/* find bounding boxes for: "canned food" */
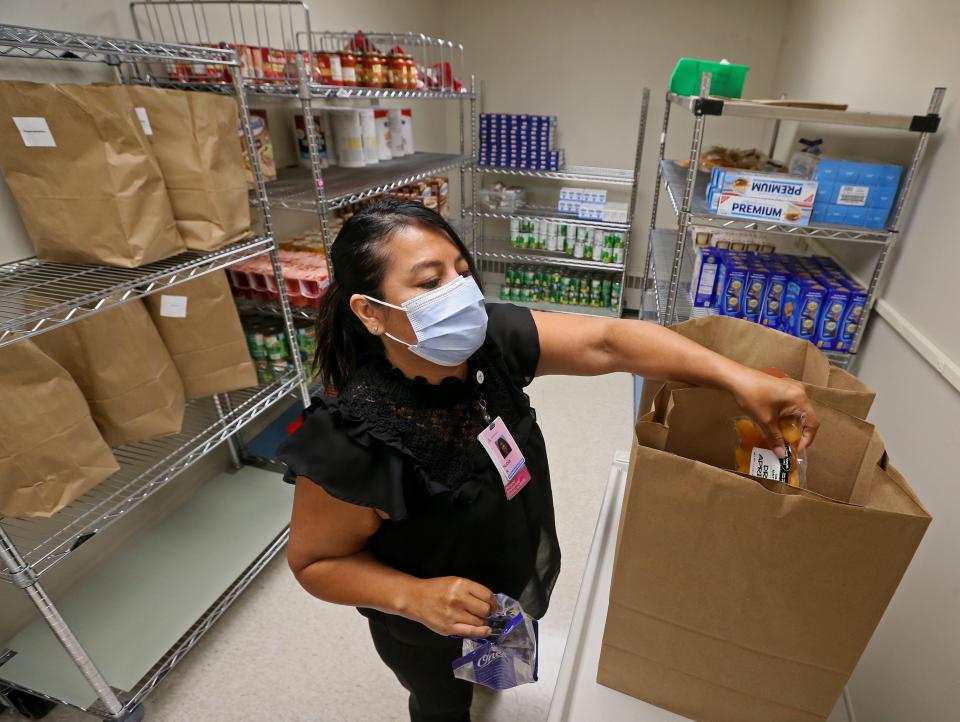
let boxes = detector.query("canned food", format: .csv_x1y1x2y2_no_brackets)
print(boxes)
505,266,515,285
591,278,602,296
511,219,521,247
254,360,273,385
264,330,288,361
574,239,585,259
611,281,622,307
510,285,521,302
521,286,532,302
245,330,267,360
500,284,511,300
523,268,535,286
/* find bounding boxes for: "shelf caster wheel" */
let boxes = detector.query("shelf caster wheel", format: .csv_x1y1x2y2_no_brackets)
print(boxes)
5,689,56,720
104,702,145,722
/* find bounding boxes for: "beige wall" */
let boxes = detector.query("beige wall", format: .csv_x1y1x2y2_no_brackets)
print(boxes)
771,0,960,719
443,0,790,303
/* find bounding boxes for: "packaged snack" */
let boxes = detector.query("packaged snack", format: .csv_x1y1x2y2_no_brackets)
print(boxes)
740,261,769,323
690,247,723,308
759,265,789,328
836,285,868,351
733,415,806,488
715,254,749,318
814,281,851,351
452,593,539,690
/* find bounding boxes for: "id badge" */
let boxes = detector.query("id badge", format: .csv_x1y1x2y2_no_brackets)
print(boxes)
478,416,531,500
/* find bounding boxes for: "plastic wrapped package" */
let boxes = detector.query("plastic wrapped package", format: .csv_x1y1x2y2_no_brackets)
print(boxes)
452,594,539,690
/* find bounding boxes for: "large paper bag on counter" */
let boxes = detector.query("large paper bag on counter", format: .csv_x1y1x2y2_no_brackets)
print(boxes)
639,315,875,418
599,386,931,722
0,340,119,518
125,86,252,251
33,300,185,447
0,81,185,267
144,272,257,399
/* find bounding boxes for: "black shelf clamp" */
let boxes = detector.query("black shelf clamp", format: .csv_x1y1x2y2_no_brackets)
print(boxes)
693,97,724,116
909,113,941,133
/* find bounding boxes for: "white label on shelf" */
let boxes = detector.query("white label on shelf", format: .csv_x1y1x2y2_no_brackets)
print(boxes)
13,117,55,147
159,294,188,318
837,184,869,206
134,107,153,136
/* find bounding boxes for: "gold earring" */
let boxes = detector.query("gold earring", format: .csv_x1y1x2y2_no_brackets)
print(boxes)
373,324,380,333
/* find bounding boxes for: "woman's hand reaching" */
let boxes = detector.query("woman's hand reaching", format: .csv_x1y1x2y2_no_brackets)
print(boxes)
729,367,820,458
403,576,498,638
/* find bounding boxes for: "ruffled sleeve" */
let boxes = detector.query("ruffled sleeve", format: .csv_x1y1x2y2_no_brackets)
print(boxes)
276,395,409,520
485,303,541,388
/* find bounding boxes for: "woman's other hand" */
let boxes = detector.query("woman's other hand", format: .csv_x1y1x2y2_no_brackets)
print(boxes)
404,576,498,638
730,368,820,457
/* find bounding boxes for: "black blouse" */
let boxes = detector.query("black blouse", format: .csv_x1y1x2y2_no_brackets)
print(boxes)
277,303,561,623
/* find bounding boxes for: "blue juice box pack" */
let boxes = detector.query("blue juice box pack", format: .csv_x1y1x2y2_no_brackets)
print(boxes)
799,157,903,230
689,247,723,308
782,278,827,342
837,286,868,351
815,281,852,351
759,265,789,328
716,254,751,318
741,262,769,323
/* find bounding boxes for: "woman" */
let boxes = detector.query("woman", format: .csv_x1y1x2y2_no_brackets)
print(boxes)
279,200,818,722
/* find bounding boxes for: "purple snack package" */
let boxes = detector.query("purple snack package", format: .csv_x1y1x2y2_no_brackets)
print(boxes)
451,593,539,690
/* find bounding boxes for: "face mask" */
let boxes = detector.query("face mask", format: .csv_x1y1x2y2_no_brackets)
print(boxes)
364,275,488,367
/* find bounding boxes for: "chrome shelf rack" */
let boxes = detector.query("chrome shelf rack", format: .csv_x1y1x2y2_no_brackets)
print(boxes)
642,74,945,370
0,20,309,722
131,1,475,280
470,87,649,320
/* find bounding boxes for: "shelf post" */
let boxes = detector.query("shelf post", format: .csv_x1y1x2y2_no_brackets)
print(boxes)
641,91,674,322
470,75,480,258
619,87,650,317
665,72,711,324
0,528,124,717
850,86,946,355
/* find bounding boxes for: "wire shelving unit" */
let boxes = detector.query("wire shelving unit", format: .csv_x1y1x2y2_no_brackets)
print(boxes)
130,1,476,277
642,74,945,369
470,88,650,318
0,20,309,722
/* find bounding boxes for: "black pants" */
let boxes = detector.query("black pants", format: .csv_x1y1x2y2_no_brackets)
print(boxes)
367,614,474,722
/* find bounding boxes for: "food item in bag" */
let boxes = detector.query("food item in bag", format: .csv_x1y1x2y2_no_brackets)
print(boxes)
0,81,185,267
452,593,539,690
0,340,119,518
733,415,806,488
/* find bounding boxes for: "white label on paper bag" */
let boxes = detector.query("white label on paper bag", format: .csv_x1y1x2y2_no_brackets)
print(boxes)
837,184,869,206
159,295,188,318
13,117,56,147
750,447,784,481
134,107,153,136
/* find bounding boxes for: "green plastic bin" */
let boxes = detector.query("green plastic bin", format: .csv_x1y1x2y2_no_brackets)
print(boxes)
669,58,750,98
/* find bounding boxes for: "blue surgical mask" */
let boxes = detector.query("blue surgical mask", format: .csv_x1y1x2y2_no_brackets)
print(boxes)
364,275,488,366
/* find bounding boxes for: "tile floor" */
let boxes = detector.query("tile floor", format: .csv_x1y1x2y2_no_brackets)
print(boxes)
23,372,634,722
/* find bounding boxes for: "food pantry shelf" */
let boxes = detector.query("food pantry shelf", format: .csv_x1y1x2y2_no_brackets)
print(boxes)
647,228,853,368
265,152,464,212
0,236,275,349
476,249,624,273
152,81,469,100
472,207,631,233
0,373,299,583
659,160,892,244
476,165,635,186
485,283,620,319
668,93,923,131
0,468,292,716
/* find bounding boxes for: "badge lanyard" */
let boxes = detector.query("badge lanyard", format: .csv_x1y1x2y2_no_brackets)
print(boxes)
474,369,531,500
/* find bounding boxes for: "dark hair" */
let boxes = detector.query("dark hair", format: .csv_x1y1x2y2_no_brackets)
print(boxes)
314,199,482,390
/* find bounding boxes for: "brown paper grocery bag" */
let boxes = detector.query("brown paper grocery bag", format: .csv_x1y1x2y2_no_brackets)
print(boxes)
638,315,875,419
126,86,252,251
599,386,930,722
144,271,257,399
33,300,186,447
0,340,119,518
0,81,185,267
